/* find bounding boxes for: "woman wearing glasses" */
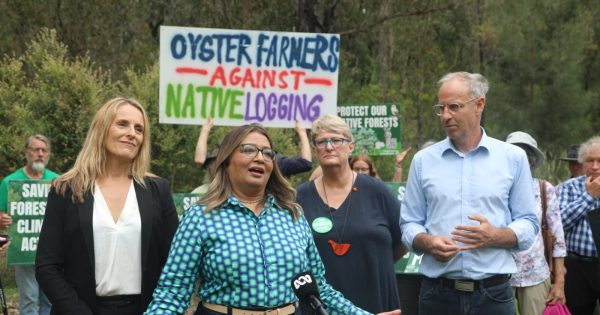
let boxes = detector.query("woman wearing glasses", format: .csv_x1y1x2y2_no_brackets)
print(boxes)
145,124,398,315
296,115,405,314
350,153,379,178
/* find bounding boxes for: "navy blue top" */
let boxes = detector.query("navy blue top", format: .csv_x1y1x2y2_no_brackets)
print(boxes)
297,174,402,313
276,156,312,177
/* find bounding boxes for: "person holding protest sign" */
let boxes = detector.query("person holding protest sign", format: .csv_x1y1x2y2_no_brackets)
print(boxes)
145,123,399,315
0,134,58,315
35,97,179,315
557,135,600,315
296,114,405,314
194,117,313,177
506,131,567,315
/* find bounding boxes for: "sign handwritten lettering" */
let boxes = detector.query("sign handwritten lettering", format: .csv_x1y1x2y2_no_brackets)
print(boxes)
160,26,340,127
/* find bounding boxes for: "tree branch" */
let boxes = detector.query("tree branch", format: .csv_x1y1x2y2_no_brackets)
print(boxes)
339,5,453,36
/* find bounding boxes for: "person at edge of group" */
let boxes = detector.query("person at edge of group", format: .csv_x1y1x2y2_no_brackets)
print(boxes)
145,123,400,315
506,131,567,315
194,116,312,178
400,71,539,315
35,97,179,315
0,135,58,315
557,135,600,315
296,114,406,314
561,144,584,179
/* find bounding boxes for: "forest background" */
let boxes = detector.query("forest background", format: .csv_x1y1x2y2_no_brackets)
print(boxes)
1,0,599,189
0,0,599,310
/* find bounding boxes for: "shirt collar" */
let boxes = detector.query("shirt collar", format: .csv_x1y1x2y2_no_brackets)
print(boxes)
441,127,491,157
226,193,276,209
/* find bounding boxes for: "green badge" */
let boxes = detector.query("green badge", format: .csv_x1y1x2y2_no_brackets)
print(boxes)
311,217,333,234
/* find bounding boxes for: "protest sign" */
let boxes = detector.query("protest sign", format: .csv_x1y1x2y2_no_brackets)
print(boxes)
172,193,202,219
159,26,340,128
385,181,422,274
6,180,51,265
338,104,402,155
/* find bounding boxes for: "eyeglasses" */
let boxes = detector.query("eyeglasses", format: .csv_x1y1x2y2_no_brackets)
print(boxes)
28,147,49,153
238,144,276,162
353,166,370,173
433,97,479,116
313,137,351,150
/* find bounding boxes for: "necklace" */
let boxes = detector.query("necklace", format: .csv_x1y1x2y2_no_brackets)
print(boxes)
236,195,264,204
321,171,356,256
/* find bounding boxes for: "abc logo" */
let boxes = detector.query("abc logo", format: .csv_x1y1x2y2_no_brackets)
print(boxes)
293,274,313,289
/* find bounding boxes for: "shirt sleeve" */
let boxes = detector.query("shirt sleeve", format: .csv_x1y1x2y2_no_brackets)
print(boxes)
506,152,540,252
144,206,204,314
544,181,567,257
400,155,428,254
301,217,371,315
557,178,597,231
276,156,312,177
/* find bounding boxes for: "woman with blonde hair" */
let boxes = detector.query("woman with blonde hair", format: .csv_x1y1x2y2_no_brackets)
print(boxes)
296,114,405,314
145,123,399,315
36,97,179,315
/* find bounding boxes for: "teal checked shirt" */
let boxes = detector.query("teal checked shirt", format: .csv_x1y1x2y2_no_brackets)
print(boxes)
145,194,369,314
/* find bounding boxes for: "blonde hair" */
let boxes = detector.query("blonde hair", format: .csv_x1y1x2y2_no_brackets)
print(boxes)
311,114,353,143
53,97,154,203
199,124,299,219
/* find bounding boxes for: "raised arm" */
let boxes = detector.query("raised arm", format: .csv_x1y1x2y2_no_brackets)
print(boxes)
295,120,312,163
392,147,411,183
194,116,214,167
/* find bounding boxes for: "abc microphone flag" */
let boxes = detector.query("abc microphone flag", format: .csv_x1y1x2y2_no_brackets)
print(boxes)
291,271,329,315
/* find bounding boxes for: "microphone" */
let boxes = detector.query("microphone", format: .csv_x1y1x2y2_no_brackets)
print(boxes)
291,271,329,315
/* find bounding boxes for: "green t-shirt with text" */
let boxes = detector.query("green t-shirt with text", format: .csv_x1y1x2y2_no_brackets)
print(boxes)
0,168,60,212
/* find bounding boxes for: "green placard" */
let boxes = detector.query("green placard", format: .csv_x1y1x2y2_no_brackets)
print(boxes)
384,181,422,274
172,193,203,218
7,180,52,265
338,104,402,156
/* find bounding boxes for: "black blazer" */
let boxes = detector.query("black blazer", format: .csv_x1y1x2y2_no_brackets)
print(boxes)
35,177,179,315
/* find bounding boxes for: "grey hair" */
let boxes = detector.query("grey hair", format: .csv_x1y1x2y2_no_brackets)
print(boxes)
438,72,489,98
578,135,600,163
311,114,353,143
25,135,51,151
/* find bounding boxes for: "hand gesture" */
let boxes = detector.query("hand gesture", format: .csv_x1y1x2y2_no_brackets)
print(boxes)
428,235,460,262
585,175,600,197
452,214,496,250
202,115,214,134
0,212,12,230
395,147,412,168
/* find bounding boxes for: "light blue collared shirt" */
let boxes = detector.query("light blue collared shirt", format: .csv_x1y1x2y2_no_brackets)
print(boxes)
400,130,539,280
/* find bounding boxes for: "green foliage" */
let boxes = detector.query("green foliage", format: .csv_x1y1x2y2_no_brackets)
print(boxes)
1,1,599,183
0,28,115,176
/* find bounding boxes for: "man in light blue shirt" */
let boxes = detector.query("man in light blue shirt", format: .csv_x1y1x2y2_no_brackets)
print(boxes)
400,72,539,315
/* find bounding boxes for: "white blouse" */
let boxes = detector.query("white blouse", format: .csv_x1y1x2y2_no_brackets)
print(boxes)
93,181,142,296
